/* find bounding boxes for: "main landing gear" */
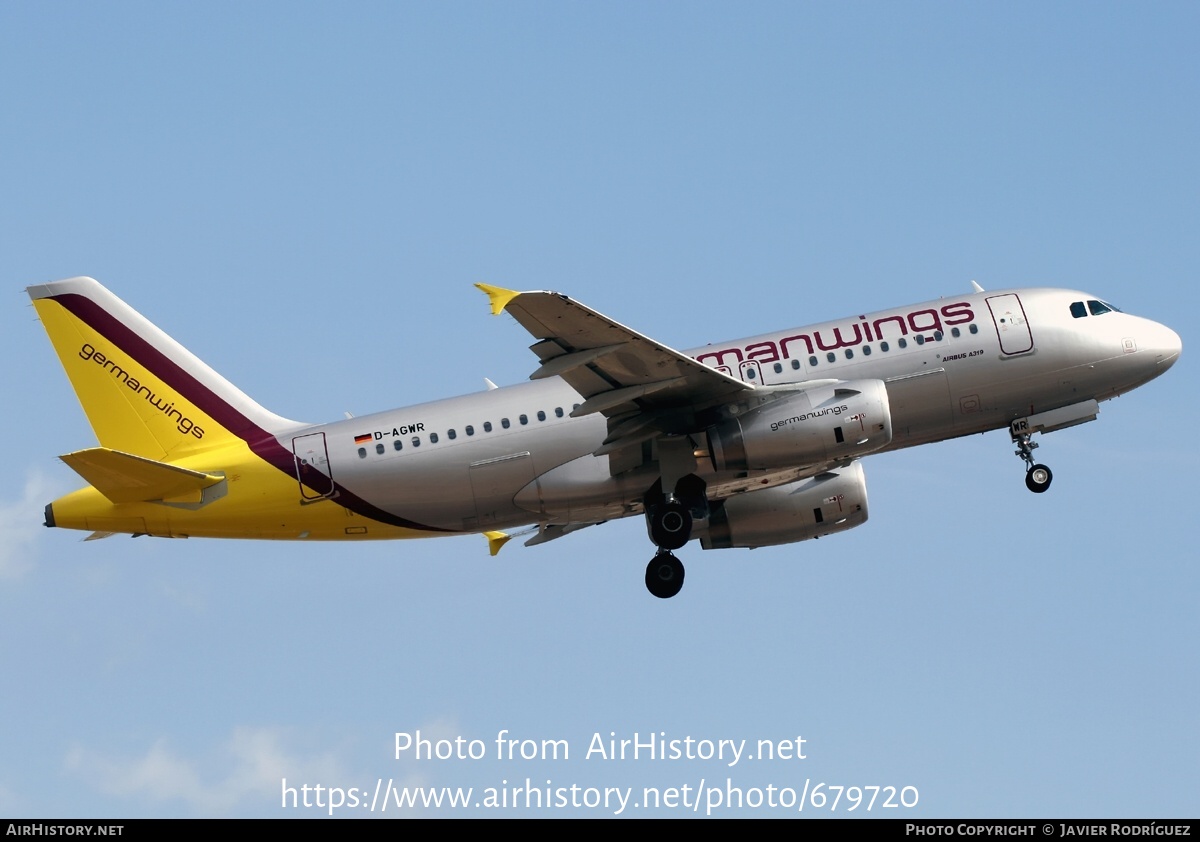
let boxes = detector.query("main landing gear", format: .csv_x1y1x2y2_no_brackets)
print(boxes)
642,471,707,599
647,499,692,550
1012,426,1053,494
645,550,685,599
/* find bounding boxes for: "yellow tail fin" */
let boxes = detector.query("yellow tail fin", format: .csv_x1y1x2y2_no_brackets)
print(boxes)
29,277,298,461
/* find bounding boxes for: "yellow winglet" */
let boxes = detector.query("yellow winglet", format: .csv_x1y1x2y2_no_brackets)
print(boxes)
484,530,513,557
475,283,521,316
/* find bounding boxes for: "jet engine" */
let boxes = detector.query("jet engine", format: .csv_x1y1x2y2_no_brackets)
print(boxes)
696,462,869,549
706,379,892,471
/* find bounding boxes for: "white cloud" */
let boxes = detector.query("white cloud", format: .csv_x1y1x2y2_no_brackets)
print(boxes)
0,470,58,580
65,727,347,815
65,724,445,817
0,781,28,815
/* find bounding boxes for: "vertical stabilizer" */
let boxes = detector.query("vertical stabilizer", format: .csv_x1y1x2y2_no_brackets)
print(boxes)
28,277,301,460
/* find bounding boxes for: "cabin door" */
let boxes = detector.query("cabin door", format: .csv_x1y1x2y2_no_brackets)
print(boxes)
737,360,763,384
292,432,336,500
986,294,1034,356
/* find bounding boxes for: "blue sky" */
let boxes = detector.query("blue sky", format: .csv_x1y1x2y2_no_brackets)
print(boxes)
1,2,1196,817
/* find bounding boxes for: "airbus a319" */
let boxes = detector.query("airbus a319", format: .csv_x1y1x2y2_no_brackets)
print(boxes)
29,277,1181,598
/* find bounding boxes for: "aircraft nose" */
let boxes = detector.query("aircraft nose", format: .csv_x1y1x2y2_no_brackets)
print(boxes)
1151,321,1182,370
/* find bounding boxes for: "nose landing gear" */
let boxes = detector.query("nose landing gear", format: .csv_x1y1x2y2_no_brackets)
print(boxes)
1013,426,1052,493
1009,400,1100,494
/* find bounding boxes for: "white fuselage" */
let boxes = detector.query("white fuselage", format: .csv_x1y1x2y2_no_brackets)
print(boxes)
285,288,1180,533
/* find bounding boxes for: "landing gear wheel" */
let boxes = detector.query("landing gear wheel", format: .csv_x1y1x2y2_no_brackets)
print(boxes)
648,501,693,551
1025,464,1052,493
645,551,685,599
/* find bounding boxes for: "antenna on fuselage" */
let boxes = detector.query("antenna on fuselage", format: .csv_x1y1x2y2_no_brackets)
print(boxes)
971,280,985,292
484,378,498,390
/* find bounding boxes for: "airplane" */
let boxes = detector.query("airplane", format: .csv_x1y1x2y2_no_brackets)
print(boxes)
28,276,1181,598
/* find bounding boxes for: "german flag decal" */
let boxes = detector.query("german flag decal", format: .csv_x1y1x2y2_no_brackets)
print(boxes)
354,433,372,444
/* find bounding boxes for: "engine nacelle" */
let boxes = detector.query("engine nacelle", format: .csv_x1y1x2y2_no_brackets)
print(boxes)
697,462,869,549
706,379,892,471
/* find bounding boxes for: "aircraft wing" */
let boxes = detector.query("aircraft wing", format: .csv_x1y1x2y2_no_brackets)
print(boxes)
476,284,752,442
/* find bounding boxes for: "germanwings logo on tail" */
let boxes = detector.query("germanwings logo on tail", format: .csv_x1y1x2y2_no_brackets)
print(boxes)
78,342,206,439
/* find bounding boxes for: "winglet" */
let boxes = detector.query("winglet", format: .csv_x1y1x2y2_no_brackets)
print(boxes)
475,283,521,316
484,530,513,557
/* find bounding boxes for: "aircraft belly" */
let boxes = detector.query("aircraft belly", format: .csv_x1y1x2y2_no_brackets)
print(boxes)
332,453,469,530
467,452,538,528
938,347,1116,436
885,370,954,441
515,454,653,520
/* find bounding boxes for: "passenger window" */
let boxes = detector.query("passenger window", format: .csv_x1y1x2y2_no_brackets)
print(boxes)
412,436,420,447
483,421,492,433
844,349,854,359
393,440,402,451
934,331,943,341
898,338,908,348
826,352,836,363
881,341,890,352
555,407,564,418
519,414,528,425
862,345,871,356
430,432,439,443
916,335,925,345
969,324,979,334
773,363,783,373
358,447,367,459
1070,301,1087,318
951,327,961,338
808,356,818,367
375,443,385,455
746,368,757,379
791,359,801,370
448,429,457,440
501,418,511,429
537,410,546,421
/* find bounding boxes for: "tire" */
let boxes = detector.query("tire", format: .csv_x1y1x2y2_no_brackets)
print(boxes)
1025,464,1052,493
645,552,685,599
648,501,692,550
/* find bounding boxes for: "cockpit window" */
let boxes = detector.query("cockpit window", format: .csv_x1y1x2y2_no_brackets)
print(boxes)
1088,299,1116,316
1070,302,1087,318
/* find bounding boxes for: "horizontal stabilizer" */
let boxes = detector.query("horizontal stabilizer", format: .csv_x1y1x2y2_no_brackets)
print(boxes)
60,447,225,505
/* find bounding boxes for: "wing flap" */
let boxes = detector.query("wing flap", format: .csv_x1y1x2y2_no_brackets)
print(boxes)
523,521,603,547
60,447,225,505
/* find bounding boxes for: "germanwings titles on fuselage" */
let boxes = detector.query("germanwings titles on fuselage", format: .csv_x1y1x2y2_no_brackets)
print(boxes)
29,277,1180,597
